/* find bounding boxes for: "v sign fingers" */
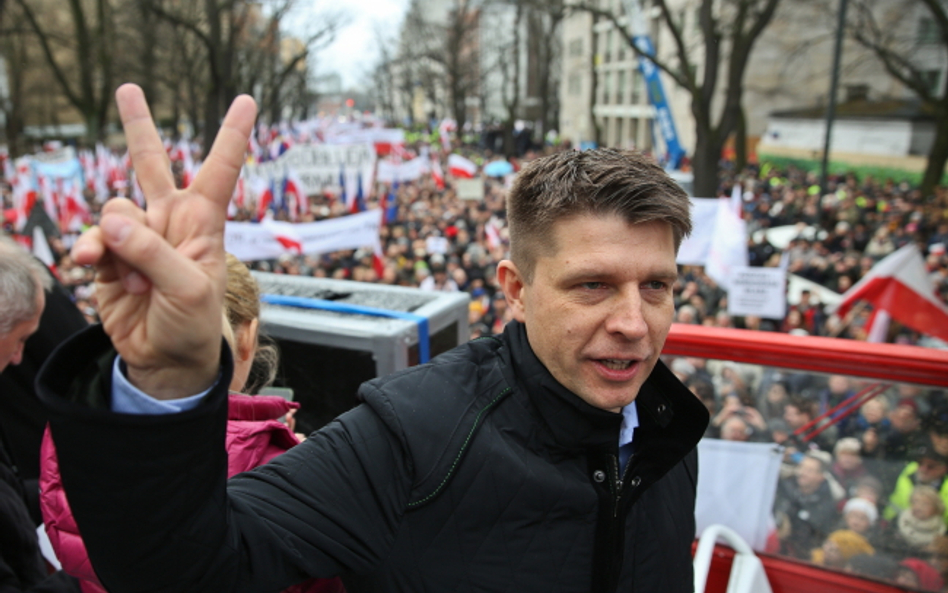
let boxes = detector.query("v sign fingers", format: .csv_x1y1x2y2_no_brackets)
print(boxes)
88,84,257,400
115,84,175,203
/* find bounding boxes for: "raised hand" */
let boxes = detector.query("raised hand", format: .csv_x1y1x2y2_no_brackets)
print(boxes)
72,84,257,399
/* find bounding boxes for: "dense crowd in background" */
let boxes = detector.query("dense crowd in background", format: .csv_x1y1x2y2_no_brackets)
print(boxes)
4,134,948,589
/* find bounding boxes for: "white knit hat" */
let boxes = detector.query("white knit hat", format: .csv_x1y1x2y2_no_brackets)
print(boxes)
843,496,878,525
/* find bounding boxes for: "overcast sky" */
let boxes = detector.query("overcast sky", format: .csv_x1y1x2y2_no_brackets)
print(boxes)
289,0,411,91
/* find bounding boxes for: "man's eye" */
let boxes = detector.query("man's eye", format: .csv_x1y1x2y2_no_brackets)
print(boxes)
580,282,606,290
645,281,668,290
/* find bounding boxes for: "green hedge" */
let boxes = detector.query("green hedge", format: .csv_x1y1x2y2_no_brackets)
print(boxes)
757,153,948,186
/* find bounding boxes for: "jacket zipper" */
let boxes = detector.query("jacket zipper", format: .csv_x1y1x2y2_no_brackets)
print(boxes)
611,453,631,517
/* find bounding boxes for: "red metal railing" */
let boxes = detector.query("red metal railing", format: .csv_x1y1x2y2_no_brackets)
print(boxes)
664,324,948,388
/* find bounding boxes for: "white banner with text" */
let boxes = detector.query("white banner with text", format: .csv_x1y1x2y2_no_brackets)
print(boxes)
225,210,382,261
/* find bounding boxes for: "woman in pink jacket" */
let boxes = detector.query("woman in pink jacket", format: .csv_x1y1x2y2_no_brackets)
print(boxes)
40,254,343,593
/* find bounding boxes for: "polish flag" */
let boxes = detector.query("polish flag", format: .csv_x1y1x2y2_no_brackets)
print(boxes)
439,119,456,151
485,217,502,251
431,156,445,189
251,176,273,221
283,169,306,220
179,143,196,188
37,176,59,226
62,178,90,231
448,154,477,179
348,172,365,214
11,159,36,231
829,244,948,342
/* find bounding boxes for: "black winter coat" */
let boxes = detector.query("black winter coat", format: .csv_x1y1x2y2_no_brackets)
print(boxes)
39,321,708,593
0,426,80,593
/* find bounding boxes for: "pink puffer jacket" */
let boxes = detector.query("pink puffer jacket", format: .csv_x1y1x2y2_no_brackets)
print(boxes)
40,393,345,593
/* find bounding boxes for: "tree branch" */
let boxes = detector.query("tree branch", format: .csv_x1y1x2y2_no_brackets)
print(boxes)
10,0,82,107
570,1,690,89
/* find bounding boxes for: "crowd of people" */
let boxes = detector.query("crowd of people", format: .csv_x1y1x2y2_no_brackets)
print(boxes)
680,352,948,589
3,134,948,590
8,142,947,347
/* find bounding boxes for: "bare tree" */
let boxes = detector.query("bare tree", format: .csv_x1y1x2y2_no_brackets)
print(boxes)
527,0,565,137
575,0,781,197
146,0,339,142
12,0,118,142
370,24,398,122
497,1,524,157
0,2,33,155
398,0,482,131
849,0,948,196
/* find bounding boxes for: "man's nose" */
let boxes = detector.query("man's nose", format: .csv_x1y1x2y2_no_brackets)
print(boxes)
605,291,649,339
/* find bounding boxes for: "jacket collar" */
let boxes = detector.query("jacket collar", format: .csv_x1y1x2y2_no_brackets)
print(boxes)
500,320,708,458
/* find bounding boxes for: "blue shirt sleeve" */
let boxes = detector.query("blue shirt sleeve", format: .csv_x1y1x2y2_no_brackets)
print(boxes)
111,356,214,414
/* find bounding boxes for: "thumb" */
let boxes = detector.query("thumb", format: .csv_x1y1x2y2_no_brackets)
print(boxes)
100,213,216,298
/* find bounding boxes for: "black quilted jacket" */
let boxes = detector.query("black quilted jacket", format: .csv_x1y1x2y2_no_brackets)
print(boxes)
38,321,708,593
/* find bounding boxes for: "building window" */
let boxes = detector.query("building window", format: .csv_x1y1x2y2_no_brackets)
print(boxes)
616,118,625,148
603,71,612,105
631,72,642,104
569,38,583,57
617,69,626,104
919,18,939,44
605,29,613,63
568,73,582,96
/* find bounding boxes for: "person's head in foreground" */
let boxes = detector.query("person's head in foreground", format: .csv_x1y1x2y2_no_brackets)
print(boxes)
221,253,278,395
498,149,691,412
0,234,51,373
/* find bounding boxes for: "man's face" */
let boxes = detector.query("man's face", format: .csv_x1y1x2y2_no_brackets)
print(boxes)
916,456,948,483
796,457,825,493
0,291,44,373
784,404,806,429
499,215,678,412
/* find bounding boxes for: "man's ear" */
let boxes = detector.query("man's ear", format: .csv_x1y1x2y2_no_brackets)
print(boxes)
496,260,527,322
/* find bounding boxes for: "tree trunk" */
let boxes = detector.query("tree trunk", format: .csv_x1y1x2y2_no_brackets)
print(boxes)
203,79,225,145
921,105,948,197
734,107,747,172
692,127,721,197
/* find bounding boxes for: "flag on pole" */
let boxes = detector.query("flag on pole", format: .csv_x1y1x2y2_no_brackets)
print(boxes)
252,176,274,221
705,185,748,290
431,156,445,189
283,168,306,220
11,159,36,232
828,244,948,342
448,154,477,179
349,172,365,214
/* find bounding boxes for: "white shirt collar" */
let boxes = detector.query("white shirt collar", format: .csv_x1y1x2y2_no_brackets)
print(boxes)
619,401,639,447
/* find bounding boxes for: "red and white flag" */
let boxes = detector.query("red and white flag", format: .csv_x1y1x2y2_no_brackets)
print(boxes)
448,154,477,179
829,244,948,343
283,169,306,220
11,159,36,231
61,177,90,231
430,156,445,190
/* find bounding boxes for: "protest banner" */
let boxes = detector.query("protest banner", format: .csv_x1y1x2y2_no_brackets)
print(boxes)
246,143,376,197
377,156,428,183
225,210,383,262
